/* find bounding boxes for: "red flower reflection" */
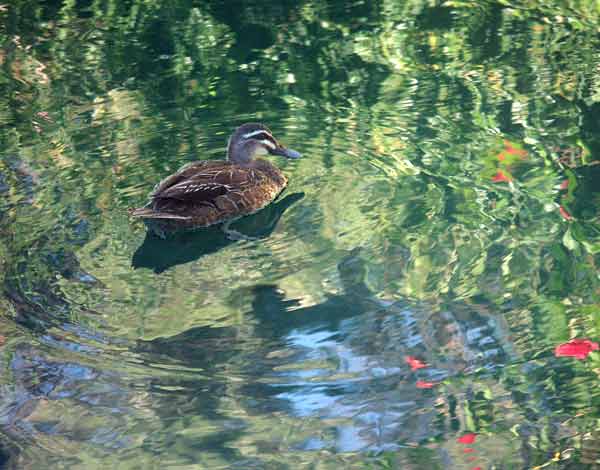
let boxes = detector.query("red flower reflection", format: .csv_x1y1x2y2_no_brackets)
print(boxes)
463,448,475,453
457,433,477,444
503,140,527,158
405,356,427,371
36,111,52,122
555,339,599,360
497,140,527,161
491,170,511,183
416,380,436,389
559,206,573,221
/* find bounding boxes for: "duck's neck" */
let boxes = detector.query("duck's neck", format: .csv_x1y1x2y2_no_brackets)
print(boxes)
228,140,267,165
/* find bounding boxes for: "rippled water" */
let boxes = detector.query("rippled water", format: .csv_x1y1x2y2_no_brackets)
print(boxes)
2,1,600,468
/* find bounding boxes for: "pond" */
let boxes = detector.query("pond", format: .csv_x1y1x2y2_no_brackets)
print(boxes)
1,1,600,468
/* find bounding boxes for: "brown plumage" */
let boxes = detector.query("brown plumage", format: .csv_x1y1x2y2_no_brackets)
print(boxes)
130,123,301,238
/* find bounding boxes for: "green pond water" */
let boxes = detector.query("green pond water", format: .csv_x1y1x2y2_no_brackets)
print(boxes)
1,1,600,468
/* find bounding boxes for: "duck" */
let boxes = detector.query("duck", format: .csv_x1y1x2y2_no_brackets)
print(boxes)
130,123,301,238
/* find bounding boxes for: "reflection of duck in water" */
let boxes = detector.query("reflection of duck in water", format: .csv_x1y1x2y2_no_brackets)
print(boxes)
131,192,304,273
131,123,301,238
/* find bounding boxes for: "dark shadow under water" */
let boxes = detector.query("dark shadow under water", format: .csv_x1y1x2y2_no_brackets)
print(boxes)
134,248,377,372
131,192,304,273
131,249,377,448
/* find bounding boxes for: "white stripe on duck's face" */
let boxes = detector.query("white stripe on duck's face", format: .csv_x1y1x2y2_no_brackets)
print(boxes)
242,129,273,139
259,139,276,150
228,124,300,163
243,130,278,145
241,129,279,156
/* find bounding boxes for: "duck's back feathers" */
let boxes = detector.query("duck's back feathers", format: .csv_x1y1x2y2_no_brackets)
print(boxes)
131,159,288,234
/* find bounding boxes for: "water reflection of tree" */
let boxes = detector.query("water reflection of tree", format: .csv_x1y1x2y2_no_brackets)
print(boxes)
0,0,600,468
129,250,513,464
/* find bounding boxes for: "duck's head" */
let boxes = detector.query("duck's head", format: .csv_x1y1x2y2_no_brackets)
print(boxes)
227,123,301,165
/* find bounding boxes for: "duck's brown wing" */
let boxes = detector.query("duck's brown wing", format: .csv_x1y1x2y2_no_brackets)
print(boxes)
131,160,286,231
151,161,265,203
150,161,223,199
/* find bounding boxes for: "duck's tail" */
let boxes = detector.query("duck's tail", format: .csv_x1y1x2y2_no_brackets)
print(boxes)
129,207,191,220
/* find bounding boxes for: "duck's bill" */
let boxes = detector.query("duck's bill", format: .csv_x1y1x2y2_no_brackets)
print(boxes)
271,147,301,159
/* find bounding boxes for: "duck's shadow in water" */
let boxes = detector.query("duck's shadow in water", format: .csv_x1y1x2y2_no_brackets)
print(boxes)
131,192,304,274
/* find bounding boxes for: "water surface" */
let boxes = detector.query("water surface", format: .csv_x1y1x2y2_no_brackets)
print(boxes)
1,1,600,468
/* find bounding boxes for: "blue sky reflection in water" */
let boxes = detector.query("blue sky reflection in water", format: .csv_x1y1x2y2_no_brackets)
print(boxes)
1,0,600,468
